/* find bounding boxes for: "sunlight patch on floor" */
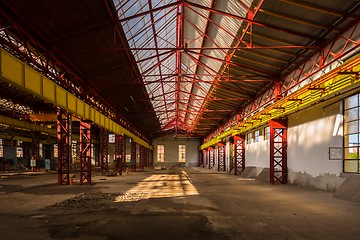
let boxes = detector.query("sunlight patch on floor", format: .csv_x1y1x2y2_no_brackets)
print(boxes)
114,171,199,202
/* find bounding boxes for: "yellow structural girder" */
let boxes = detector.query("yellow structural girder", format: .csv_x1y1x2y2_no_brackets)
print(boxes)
0,48,152,150
200,54,360,150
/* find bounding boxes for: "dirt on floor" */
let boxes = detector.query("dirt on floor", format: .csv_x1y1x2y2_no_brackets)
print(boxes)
0,168,360,240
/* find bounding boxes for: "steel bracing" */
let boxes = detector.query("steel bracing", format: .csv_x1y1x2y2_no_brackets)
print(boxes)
31,131,40,172
115,135,125,175
57,108,70,185
202,149,207,168
131,141,137,171
234,135,245,175
139,145,145,170
269,119,288,184
80,121,92,184
208,146,214,169
217,143,226,172
100,128,109,175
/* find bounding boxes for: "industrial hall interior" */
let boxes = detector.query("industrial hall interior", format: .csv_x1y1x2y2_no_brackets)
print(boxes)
0,0,360,239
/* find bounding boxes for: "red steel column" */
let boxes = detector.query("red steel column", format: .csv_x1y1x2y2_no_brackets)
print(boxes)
139,145,145,170
57,108,70,185
202,149,207,168
123,136,127,171
217,142,226,172
31,132,40,172
100,128,109,175
269,119,288,184
208,146,214,169
80,120,92,185
150,150,154,167
131,140,136,171
114,135,124,175
234,135,245,175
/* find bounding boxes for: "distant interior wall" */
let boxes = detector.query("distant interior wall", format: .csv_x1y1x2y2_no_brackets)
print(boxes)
153,136,200,167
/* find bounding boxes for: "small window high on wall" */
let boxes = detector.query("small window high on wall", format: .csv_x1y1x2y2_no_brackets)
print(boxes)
179,145,186,162
157,145,164,162
344,94,360,173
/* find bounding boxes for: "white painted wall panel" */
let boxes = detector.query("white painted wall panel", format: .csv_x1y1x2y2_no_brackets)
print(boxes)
288,101,343,177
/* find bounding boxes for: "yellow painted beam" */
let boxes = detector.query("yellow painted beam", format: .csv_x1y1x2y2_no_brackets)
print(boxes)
0,115,56,135
200,54,360,150
0,48,152,150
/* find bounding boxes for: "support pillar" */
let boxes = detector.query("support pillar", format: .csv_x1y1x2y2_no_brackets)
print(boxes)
218,142,226,172
57,108,70,185
80,120,91,184
139,145,145,170
202,149,207,168
31,131,40,172
114,135,124,176
131,140,136,171
149,150,153,167
234,135,245,175
100,128,109,175
208,146,214,169
269,119,288,184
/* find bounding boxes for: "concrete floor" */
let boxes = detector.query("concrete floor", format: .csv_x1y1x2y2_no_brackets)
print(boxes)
0,168,359,240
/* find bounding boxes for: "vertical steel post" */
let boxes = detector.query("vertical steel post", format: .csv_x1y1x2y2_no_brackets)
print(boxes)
269,119,288,184
139,145,145,170
57,108,70,185
208,146,214,169
100,128,109,175
234,135,245,175
80,120,92,184
31,131,40,172
114,134,124,176
131,140,136,171
150,150,154,167
202,149,207,168
217,142,226,172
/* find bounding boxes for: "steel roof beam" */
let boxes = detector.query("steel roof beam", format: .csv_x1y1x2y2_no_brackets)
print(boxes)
279,0,357,19
185,0,318,41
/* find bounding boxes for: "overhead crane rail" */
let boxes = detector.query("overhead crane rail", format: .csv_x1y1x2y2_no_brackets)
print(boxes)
200,53,360,149
0,48,152,150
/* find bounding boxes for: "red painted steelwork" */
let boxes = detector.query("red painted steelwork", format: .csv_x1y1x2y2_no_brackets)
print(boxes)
208,146,215,169
269,119,287,184
31,132,40,172
234,135,245,175
57,108,70,185
100,128,109,176
80,121,92,185
131,141,137,171
115,135,124,175
217,142,226,172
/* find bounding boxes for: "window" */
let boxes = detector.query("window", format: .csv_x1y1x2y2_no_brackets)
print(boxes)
254,130,260,143
16,147,23,158
157,145,164,162
54,144,58,158
264,126,270,140
246,132,253,144
344,94,360,173
179,145,186,162
0,139,3,158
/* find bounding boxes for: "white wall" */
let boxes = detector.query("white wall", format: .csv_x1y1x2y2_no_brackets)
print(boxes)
287,100,344,190
153,136,200,167
245,130,270,175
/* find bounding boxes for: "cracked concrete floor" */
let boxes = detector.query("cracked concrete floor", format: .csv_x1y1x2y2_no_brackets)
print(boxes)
0,168,360,240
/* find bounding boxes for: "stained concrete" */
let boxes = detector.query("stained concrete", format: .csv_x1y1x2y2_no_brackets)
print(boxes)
1,168,360,239
288,169,345,191
334,175,360,203
255,168,270,182
240,166,257,178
